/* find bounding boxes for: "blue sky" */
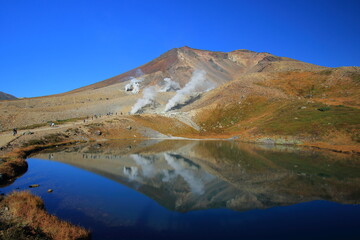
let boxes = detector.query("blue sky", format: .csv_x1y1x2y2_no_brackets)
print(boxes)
1,0,359,97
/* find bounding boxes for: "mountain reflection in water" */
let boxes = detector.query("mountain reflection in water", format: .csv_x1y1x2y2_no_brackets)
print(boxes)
34,140,360,212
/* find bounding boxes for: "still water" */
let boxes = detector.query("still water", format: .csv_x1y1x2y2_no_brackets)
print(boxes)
1,140,360,240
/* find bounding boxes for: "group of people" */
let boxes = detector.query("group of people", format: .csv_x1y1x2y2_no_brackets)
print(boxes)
91,112,123,120
106,112,123,116
10,111,125,137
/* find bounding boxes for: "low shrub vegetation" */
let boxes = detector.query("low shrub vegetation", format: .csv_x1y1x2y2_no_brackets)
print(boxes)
0,191,90,240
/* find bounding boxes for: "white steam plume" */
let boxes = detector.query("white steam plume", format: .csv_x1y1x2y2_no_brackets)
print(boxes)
160,78,180,92
164,69,214,112
124,69,144,94
130,86,157,114
125,78,142,94
134,68,144,78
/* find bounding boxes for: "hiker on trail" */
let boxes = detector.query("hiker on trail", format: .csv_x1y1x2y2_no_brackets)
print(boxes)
50,122,55,127
13,128,17,136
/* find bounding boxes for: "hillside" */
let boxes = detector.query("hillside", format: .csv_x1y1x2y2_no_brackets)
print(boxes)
0,46,359,152
0,91,16,101
67,46,324,93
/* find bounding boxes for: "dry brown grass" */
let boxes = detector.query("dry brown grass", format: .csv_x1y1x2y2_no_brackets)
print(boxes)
129,114,198,137
190,93,360,153
259,71,360,108
2,191,90,240
195,96,279,134
0,157,27,184
260,71,327,97
89,117,145,139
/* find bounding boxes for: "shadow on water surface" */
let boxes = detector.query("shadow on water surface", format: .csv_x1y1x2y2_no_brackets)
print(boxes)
1,140,359,239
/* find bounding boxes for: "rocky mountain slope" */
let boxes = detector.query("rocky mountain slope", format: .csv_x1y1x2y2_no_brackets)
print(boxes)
67,46,324,93
0,46,359,150
0,91,16,100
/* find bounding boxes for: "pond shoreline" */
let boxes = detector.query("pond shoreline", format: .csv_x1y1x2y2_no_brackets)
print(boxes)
0,124,359,239
1,128,359,186
0,131,91,239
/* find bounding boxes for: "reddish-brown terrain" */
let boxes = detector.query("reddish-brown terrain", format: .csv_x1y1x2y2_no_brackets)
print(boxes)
0,46,359,153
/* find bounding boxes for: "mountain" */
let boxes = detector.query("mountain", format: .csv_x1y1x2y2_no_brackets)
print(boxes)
68,46,324,93
0,46,359,151
0,91,17,100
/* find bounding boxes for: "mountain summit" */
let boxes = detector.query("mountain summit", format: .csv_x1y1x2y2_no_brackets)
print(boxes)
68,46,323,93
